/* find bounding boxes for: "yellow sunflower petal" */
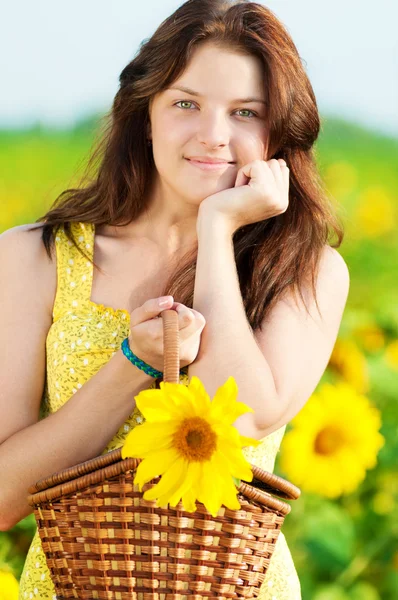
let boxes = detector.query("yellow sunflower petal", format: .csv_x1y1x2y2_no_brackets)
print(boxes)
182,485,198,513
167,461,201,507
240,435,261,448
133,447,180,491
217,443,254,482
211,426,256,480
198,455,241,516
160,382,198,417
134,388,187,422
121,420,178,459
209,377,254,424
219,475,241,511
196,459,223,517
209,376,238,417
143,457,188,502
209,452,240,510
210,401,254,426
212,422,241,446
187,376,212,414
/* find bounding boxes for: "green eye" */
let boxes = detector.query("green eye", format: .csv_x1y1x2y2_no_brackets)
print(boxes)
176,101,195,109
237,109,256,118
174,102,257,118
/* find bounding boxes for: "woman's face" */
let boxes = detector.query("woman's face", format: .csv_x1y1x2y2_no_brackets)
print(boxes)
147,42,269,207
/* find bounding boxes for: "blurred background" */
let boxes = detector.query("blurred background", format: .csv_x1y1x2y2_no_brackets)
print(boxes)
1,1,397,599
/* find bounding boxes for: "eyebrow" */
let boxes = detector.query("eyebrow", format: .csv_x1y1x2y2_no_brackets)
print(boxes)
167,85,266,105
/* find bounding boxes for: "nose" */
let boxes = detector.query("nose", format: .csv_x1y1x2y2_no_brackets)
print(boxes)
196,110,230,148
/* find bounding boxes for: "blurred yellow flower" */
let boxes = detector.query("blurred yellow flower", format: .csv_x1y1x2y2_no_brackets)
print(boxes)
384,339,398,370
352,324,385,353
121,376,260,517
354,186,396,238
0,569,19,600
328,338,369,393
323,161,358,198
279,382,385,498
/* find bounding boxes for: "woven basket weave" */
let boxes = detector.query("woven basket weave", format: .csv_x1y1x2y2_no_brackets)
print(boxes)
28,309,300,600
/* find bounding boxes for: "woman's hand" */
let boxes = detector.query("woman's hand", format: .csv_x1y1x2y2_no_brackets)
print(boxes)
199,158,290,233
128,296,206,372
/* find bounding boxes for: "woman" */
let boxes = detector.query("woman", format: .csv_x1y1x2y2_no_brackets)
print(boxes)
0,1,349,598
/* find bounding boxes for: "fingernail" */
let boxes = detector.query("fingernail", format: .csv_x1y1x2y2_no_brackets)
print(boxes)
159,296,173,307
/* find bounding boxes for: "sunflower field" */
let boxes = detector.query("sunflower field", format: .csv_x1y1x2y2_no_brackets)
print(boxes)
0,115,397,599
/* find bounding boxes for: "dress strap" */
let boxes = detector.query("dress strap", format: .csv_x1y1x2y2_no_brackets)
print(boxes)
52,222,95,322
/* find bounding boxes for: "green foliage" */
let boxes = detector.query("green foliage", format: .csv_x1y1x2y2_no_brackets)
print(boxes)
302,501,356,571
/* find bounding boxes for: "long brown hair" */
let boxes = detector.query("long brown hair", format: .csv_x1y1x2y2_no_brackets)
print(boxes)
32,0,344,331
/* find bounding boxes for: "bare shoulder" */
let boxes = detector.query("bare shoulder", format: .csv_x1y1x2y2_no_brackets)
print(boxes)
319,245,350,283
315,245,350,312
0,221,46,248
252,244,350,434
276,245,350,326
0,222,57,318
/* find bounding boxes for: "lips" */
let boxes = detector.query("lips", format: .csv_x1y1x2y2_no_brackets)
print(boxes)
185,158,236,171
186,157,235,164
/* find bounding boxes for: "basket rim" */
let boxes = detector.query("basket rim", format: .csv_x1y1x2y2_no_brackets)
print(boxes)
27,453,293,516
28,447,300,501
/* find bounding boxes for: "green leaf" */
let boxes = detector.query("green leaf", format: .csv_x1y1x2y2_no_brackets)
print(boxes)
302,500,355,569
313,584,350,600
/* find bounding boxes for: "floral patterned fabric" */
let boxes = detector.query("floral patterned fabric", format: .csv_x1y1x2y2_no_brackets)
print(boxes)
19,222,301,599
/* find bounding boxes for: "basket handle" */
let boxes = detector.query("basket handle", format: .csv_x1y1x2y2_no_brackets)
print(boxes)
161,309,180,384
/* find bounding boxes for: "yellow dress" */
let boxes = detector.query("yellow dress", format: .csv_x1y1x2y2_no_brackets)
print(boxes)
18,222,301,600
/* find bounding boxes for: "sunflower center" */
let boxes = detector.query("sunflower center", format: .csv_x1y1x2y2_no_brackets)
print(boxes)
314,426,345,455
172,417,217,461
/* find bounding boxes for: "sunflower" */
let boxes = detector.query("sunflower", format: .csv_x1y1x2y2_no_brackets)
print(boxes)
279,382,384,498
0,569,19,600
328,338,369,393
354,186,396,238
352,323,385,353
121,375,260,517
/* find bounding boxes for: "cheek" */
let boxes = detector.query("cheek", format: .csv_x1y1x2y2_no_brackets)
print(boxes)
234,133,267,165
152,124,184,170
158,114,192,144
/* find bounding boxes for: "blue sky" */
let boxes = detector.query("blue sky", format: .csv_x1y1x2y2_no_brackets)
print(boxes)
1,0,397,137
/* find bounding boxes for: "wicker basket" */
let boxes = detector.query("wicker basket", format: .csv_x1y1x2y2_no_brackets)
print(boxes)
28,309,300,600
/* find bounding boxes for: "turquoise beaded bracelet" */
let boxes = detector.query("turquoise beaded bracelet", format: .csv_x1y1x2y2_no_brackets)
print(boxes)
121,337,187,379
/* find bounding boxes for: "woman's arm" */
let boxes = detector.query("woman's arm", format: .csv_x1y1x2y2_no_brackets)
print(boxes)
0,227,153,531
188,207,349,438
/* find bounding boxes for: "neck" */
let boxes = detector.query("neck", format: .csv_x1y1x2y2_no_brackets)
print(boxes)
132,175,200,255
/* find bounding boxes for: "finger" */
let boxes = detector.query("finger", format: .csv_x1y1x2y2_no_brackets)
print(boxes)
174,303,195,330
174,304,205,323
174,305,206,338
278,159,290,195
181,308,206,335
189,308,206,326
237,160,264,186
234,166,250,188
267,158,284,187
130,296,174,327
